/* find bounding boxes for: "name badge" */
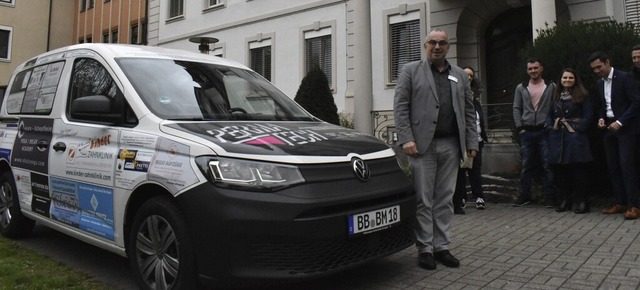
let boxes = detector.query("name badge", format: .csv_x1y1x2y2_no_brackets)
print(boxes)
448,75,458,83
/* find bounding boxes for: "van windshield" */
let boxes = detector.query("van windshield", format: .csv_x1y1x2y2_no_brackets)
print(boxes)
117,58,315,121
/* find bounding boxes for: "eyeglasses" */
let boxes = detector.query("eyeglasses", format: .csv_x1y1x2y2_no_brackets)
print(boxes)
426,40,449,47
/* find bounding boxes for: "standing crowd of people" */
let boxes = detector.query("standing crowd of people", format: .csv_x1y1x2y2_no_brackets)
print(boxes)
393,28,640,271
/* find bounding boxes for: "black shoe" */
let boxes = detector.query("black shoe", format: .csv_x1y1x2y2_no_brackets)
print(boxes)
434,250,460,268
418,252,436,270
555,200,572,212
574,201,590,214
454,207,466,215
512,197,531,207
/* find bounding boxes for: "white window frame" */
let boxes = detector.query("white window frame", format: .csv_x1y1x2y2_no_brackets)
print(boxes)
0,25,13,62
0,0,15,8
168,0,185,21
300,20,336,92
246,33,275,82
382,4,426,86
203,0,225,13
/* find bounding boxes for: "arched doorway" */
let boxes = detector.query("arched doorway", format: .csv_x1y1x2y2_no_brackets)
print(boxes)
484,7,532,129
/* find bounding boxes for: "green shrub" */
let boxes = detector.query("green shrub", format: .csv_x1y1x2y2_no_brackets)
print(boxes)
338,111,354,129
518,21,640,93
294,65,340,125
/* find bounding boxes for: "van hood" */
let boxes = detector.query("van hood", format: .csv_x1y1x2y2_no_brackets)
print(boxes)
163,121,391,157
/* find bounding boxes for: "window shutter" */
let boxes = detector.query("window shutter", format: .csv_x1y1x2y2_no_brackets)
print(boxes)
627,0,640,31
389,19,421,83
250,46,272,81
305,35,332,83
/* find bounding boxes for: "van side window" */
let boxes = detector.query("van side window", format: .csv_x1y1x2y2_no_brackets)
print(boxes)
4,61,64,115
68,58,137,126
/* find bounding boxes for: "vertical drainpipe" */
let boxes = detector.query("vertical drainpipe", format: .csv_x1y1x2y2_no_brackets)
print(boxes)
144,0,149,45
352,0,373,135
47,0,52,51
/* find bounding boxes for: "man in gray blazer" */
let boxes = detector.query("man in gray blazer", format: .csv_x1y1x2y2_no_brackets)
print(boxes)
394,28,479,270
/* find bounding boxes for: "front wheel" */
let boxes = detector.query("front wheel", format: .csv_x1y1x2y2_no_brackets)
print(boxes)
0,172,35,238
128,196,199,290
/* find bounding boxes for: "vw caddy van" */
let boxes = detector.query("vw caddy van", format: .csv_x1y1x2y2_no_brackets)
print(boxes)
0,44,415,289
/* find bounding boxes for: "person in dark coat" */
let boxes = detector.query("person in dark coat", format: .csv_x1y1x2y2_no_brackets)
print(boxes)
546,68,594,214
453,67,489,213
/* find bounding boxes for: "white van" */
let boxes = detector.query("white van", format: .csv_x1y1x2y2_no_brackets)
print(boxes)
0,44,415,289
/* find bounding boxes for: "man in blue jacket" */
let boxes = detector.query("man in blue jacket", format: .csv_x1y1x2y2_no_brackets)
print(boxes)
589,51,640,219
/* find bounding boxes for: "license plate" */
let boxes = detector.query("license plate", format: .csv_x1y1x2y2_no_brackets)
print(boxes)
348,205,400,236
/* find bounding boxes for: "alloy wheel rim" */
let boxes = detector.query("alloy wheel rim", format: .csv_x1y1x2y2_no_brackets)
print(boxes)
135,215,179,290
0,183,13,230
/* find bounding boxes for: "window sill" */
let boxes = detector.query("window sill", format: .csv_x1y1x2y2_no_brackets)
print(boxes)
203,4,225,14
166,15,185,24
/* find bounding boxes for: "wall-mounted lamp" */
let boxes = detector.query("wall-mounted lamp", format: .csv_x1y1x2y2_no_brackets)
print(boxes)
188,36,219,54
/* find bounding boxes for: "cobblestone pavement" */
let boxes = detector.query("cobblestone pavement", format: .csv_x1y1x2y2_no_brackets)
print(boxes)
17,201,640,290
274,202,640,290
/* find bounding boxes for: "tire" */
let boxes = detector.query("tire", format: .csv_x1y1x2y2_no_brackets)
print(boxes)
0,171,35,238
128,196,199,290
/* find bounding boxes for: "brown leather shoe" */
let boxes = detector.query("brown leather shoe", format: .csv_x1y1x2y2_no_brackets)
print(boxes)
624,207,640,220
602,204,626,214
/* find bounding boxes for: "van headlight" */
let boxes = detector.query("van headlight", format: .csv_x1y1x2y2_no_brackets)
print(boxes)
195,157,305,191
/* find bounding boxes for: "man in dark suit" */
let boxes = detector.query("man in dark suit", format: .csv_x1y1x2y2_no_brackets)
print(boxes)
589,51,640,219
394,28,479,270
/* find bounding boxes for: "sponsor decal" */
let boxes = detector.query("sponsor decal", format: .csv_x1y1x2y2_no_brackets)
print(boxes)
206,123,329,146
148,138,198,193
62,130,118,186
11,118,53,174
115,132,159,190
169,122,390,156
30,173,51,218
50,178,115,241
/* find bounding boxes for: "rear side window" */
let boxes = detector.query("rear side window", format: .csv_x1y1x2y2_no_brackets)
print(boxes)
5,61,64,114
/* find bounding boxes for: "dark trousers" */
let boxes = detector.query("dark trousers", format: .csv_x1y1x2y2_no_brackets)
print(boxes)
518,130,556,202
453,142,484,207
603,131,639,207
551,163,590,204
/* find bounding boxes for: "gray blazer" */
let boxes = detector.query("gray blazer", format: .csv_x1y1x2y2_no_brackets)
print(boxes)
393,59,479,155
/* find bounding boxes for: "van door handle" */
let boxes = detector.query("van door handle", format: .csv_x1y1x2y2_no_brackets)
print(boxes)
53,142,67,152
37,140,49,151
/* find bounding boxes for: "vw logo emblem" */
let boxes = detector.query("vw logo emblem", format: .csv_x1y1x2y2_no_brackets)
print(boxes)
351,157,370,182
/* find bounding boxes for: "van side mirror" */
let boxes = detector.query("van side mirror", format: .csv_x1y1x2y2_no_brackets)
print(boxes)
70,95,121,124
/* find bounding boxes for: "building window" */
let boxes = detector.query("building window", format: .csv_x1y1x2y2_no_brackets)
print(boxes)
169,0,184,18
250,45,272,81
86,36,92,43
0,26,12,61
0,0,15,7
389,19,421,83
383,4,426,85
103,33,109,43
626,0,640,31
111,30,118,43
80,0,87,12
131,25,139,44
305,35,332,85
301,21,336,91
89,0,94,9
207,0,222,7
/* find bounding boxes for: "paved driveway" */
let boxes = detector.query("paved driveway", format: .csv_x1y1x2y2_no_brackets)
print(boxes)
17,202,640,289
